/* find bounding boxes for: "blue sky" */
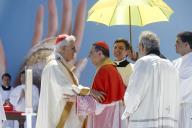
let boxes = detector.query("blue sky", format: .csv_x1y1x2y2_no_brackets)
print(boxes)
0,0,192,86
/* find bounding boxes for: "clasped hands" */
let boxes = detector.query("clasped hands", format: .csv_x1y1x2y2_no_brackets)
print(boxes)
64,89,106,103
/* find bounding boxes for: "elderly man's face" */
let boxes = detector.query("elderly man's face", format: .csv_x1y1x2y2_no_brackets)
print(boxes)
61,41,76,62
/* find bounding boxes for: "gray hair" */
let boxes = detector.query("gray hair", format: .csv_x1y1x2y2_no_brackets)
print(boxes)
139,31,160,54
54,35,76,52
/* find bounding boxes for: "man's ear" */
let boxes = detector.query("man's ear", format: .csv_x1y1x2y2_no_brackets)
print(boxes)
185,42,190,48
98,51,102,56
125,49,129,57
141,45,145,52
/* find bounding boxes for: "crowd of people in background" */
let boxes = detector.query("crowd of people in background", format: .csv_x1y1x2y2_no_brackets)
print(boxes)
0,71,39,128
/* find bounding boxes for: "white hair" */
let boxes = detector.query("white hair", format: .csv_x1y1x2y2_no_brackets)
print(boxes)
139,31,160,54
54,35,76,51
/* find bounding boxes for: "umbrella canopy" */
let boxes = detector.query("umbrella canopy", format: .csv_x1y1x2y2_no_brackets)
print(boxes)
87,0,173,44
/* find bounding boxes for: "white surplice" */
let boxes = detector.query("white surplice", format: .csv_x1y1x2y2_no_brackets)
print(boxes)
122,54,179,128
0,86,12,104
0,86,12,128
114,59,133,128
173,52,192,128
0,93,6,128
9,84,39,128
114,59,134,87
9,84,39,112
36,53,84,128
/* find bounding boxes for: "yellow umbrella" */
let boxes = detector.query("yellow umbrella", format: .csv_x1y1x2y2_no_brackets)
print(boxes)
87,0,173,45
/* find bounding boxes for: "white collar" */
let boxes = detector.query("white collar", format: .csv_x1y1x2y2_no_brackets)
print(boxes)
182,52,192,61
114,58,126,65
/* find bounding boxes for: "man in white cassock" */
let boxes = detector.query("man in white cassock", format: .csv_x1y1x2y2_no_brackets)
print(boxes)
112,38,134,87
0,73,13,128
0,73,12,104
0,93,6,128
112,38,134,128
9,70,39,128
122,31,179,128
36,34,93,128
173,31,192,128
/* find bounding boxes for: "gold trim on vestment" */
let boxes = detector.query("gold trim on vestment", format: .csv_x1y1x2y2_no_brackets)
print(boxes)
55,57,86,128
79,88,90,96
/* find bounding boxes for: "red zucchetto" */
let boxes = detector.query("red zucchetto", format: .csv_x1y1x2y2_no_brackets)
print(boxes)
55,34,69,44
94,41,109,51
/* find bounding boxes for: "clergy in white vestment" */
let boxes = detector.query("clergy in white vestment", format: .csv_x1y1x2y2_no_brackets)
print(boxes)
173,31,192,128
113,38,134,128
0,73,12,104
0,73,13,128
0,93,6,128
36,34,89,128
122,31,179,128
9,70,39,128
113,38,134,87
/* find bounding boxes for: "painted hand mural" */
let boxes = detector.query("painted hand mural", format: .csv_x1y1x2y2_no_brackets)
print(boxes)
0,0,87,89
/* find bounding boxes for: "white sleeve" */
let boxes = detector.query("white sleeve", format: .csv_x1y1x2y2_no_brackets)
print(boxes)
0,93,6,120
49,63,78,98
122,59,153,119
36,62,78,128
32,85,39,112
9,87,21,107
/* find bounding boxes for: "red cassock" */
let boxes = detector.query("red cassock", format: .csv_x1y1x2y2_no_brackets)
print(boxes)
92,64,126,104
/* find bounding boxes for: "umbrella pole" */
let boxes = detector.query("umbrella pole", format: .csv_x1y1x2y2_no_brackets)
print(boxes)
129,6,133,55
129,26,132,46
129,6,132,47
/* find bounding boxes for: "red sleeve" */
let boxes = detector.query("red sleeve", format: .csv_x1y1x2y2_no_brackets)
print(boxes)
92,65,125,104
